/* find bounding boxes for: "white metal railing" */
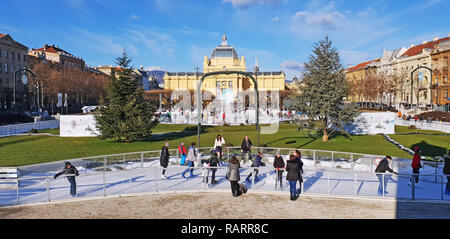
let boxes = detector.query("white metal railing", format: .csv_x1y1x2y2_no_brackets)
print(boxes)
2,146,448,206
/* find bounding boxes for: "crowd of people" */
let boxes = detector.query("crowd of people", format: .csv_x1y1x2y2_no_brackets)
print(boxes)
53,135,450,200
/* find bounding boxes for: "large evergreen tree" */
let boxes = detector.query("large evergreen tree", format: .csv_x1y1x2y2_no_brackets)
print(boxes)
95,51,157,142
289,36,359,142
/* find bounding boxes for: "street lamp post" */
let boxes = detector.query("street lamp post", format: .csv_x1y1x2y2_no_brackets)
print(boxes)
13,68,35,112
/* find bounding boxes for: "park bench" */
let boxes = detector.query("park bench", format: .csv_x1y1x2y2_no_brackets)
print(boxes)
0,167,19,190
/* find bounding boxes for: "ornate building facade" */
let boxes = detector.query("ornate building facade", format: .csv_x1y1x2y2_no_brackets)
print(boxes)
431,39,450,111
163,34,286,97
0,34,29,111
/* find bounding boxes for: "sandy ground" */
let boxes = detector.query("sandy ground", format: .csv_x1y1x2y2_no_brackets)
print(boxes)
1,191,449,219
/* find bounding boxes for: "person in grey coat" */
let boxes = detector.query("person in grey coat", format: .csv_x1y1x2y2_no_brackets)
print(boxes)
227,156,241,197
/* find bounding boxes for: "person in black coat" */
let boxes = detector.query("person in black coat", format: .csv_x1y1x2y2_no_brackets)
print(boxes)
273,153,285,189
443,150,450,195
160,140,170,179
54,162,79,197
209,150,220,184
241,135,253,163
375,156,398,195
286,155,300,201
293,150,304,194
245,152,265,182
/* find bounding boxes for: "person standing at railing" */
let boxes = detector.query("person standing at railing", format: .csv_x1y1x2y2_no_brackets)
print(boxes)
54,162,79,197
444,150,450,195
241,135,253,164
178,142,187,166
293,150,304,195
409,146,422,187
214,134,226,166
226,156,241,197
160,140,170,179
273,153,285,189
375,156,398,195
182,142,197,178
286,155,300,201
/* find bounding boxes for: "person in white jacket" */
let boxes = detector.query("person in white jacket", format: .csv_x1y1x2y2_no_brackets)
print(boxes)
214,134,225,166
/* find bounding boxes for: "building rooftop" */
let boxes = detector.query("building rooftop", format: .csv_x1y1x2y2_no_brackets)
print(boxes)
401,36,450,57
346,58,380,73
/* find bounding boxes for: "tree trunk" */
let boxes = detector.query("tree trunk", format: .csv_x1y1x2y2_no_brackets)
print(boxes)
322,130,329,142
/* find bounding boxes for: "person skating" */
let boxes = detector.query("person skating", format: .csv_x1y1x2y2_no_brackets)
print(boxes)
273,153,285,190
409,146,422,187
160,140,170,179
214,134,226,166
374,156,398,195
286,155,300,201
208,149,220,184
54,162,79,197
201,158,210,188
240,135,253,164
226,156,241,197
182,142,197,178
245,152,265,183
443,150,450,195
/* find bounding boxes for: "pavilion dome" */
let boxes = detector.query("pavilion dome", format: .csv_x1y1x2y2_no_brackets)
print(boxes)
210,33,239,59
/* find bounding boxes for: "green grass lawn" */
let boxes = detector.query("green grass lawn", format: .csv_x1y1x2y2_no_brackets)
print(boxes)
1,123,448,167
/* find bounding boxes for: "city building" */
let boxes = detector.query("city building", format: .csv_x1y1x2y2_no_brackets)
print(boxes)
431,39,450,111
163,34,286,97
95,65,144,89
345,58,380,104
28,44,85,70
0,33,29,111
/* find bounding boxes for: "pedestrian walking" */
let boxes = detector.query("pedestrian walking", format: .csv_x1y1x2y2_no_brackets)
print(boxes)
286,155,300,201
182,142,197,178
245,152,265,182
226,156,241,197
273,153,285,189
443,150,450,195
240,135,253,164
54,162,79,197
214,134,226,166
374,156,398,195
209,149,220,184
293,150,304,194
178,142,187,166
160,140,170,179
409,146,422,187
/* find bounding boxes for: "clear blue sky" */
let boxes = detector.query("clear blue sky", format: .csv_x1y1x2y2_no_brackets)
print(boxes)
1,0,449,81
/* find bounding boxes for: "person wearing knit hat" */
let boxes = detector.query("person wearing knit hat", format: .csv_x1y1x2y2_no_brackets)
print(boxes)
54,161,79,197
409,146,422,187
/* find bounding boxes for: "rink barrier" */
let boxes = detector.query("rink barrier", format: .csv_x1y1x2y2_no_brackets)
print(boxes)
5,163,450,206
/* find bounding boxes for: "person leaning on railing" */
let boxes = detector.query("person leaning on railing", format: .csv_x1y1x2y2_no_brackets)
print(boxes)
54,161,79,197
374,156,398,195
273,153,285,189
444,150,450,195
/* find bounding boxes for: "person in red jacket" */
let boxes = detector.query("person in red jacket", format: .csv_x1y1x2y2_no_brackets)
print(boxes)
409,146,422,186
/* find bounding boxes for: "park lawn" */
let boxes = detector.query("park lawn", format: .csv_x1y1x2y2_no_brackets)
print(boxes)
390,125,450,158
0,123,428,167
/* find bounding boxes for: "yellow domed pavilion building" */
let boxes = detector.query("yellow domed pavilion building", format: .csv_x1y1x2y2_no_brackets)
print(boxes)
163,34,286,96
